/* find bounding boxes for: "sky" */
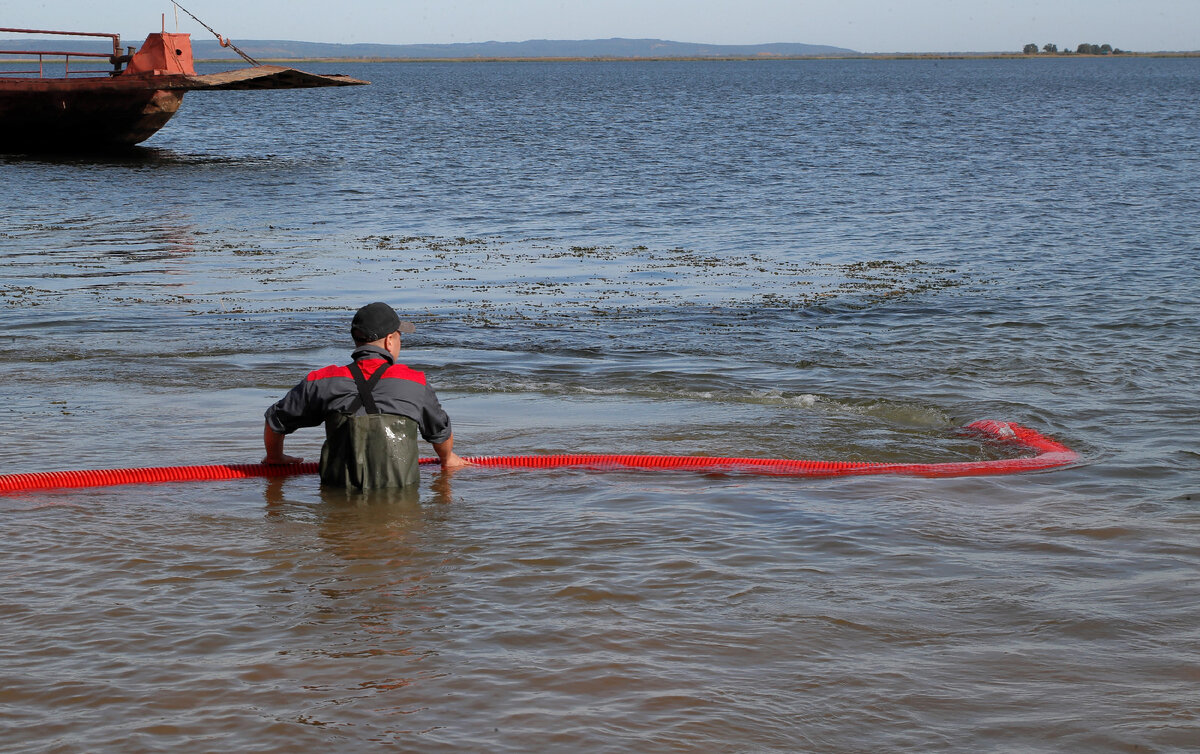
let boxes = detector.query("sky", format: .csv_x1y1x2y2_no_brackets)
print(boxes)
3,1,1197,53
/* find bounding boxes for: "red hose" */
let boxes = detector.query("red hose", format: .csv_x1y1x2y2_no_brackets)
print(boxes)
0,421,1076,494
455,421,1077,478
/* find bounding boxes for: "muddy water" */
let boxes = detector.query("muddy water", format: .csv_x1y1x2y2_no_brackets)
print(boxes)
1,59,1198,751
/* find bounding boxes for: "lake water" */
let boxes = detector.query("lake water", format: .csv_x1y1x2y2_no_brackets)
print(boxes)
1,58,1198,751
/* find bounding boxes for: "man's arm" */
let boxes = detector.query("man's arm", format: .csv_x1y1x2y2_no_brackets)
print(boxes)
431,432,468,468
263,421,304,465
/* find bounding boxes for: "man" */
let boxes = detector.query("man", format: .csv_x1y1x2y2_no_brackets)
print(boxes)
263,302,466,490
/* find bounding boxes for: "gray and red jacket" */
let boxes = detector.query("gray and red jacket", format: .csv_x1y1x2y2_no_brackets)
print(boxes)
265,345,452,444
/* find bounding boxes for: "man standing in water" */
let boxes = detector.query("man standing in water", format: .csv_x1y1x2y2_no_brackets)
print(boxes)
263,302,466,489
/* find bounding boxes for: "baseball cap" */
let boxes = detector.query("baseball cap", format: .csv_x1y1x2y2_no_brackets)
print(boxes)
350,302,416,342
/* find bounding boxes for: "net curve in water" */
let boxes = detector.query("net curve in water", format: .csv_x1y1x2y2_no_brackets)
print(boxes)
0,421,1076,494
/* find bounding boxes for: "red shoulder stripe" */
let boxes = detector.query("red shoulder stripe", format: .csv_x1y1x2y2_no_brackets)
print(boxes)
382,363,427,385
306,360,427,385
307,364,351,381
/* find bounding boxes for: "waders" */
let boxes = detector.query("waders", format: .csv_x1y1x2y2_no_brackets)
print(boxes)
319,361,420,490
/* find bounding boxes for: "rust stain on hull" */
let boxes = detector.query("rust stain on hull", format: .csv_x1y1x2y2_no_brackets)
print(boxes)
0,80,186,148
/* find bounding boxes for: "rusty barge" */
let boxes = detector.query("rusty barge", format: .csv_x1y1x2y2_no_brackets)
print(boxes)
0,25,368,150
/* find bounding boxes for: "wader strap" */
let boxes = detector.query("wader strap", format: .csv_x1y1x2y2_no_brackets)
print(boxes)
347,361,388,415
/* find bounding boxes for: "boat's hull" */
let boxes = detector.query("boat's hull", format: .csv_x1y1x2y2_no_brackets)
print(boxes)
0,76,185,150
0,66,367,151
2,27,368,151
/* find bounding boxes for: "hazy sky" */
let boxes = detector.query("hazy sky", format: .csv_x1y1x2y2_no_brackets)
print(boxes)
4,1,1196,52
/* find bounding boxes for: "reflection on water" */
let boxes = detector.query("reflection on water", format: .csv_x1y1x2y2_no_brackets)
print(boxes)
263,470,456,523
2,145,179,163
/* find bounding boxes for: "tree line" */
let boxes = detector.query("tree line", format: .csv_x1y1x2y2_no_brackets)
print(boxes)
1022,43,1125,55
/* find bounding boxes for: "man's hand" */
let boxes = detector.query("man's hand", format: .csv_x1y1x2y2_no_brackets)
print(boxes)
263,422,301,465
432,434,470,469
262,453,304,465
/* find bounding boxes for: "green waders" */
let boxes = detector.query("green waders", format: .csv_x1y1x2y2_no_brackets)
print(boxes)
319,360,420,491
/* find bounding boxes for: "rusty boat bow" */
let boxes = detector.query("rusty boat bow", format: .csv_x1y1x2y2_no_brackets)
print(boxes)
1,28,368,150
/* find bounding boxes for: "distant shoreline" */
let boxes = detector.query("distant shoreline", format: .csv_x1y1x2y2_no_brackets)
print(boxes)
193,51,1200,63
5,51,1194,66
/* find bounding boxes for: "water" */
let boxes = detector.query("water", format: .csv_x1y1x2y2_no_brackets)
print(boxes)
2,58,1198,751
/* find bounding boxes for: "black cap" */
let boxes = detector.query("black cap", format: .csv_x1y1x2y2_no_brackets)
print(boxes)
350,302,416,342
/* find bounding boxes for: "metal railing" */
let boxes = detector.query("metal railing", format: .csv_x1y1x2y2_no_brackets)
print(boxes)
0,27,126,78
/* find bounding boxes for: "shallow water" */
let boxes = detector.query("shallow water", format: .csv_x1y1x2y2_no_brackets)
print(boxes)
2,58,1198,751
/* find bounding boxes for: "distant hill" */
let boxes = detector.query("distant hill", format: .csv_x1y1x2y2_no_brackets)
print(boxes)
191,38,860,59
0,35,857,60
